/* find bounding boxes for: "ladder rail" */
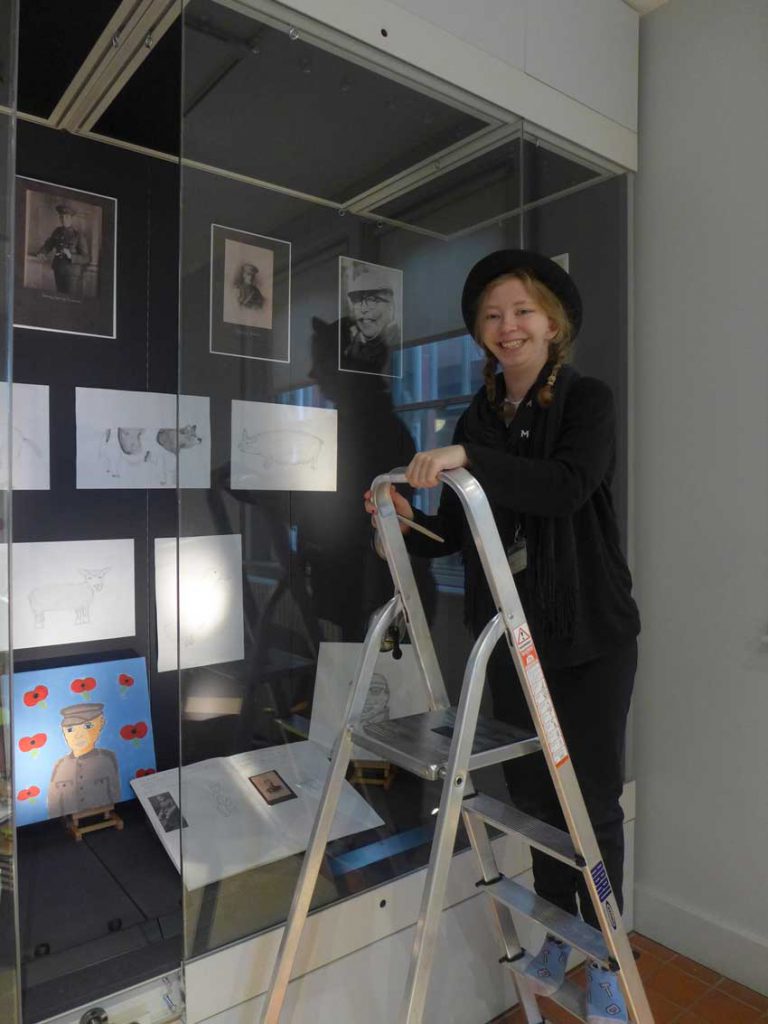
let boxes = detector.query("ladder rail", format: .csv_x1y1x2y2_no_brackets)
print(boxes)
397,613,504,1024
260,596,400,1024
371,472,450,712
462,811,544,1024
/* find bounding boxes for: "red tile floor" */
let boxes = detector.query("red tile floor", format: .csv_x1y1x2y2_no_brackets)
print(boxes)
491,934,768,1024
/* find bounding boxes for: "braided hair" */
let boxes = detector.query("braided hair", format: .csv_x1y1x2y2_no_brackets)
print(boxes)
473,271,574,415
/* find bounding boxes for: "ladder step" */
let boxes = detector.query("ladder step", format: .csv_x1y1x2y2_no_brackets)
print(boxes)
482,876,611,968
463,793,579,868
352,708,540,781
505,955,589,1022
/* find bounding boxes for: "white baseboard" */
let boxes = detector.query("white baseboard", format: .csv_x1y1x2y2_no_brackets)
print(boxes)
634,884,768,996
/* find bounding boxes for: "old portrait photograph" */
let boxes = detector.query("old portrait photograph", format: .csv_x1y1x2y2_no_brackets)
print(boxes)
148,792,188,833
14,177,117,338
210,224,290,362
249,769,297,807
338,256,403,378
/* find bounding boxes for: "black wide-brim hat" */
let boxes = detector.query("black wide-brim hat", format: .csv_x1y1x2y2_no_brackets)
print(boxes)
461,249,583,340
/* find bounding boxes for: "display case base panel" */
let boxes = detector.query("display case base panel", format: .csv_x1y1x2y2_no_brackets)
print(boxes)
18,802,182,1023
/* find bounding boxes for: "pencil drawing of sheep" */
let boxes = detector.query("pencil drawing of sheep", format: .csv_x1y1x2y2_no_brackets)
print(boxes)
28,568,110,628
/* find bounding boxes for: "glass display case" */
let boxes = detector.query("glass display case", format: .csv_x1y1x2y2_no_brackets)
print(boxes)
0,0,20,1015
1,3,631,1022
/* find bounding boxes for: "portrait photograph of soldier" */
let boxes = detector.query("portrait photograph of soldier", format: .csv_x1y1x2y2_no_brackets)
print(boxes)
222,239,273,329
338,256,403,378
210,223,291,362
47,702,120,818
148,791,188,833
14,176,117,338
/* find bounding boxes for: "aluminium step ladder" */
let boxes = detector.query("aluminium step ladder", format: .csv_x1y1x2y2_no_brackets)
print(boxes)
260,467,654,1024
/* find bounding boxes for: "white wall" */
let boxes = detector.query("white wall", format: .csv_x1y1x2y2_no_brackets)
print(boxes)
633,0,768,992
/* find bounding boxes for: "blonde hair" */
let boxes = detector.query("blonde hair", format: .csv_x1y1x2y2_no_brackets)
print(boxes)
476,271,574,410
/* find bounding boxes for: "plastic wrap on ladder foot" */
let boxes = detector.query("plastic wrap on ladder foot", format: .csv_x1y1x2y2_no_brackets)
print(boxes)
586,962,628,1022
522,935,570,996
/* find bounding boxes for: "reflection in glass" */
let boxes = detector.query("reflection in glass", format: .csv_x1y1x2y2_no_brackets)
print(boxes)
0,1,20,1021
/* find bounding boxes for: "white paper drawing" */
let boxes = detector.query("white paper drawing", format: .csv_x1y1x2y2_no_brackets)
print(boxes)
76,387,211,489
309,643,431,760
10,538,135,650
0,383,50,490
154,533,245,673
230,400,337,491
131,740,384,889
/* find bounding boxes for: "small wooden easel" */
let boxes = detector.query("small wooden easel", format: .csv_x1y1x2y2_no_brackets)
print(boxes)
348,760,397,790
66,804,124,842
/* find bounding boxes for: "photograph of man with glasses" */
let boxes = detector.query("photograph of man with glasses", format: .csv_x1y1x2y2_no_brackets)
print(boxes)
338,257,403,377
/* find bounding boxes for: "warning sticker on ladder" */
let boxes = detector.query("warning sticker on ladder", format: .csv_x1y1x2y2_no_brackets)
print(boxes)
513,625,534,653
516,622,570,769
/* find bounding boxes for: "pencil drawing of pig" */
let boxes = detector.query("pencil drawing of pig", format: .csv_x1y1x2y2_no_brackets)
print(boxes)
28,568,110,628
237,429,323,470
99,424,202,485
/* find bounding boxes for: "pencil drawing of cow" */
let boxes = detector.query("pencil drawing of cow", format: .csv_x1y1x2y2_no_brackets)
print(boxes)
99,425,202,486
28,568,110,628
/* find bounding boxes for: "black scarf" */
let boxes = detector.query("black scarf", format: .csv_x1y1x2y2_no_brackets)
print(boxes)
460,362,580,640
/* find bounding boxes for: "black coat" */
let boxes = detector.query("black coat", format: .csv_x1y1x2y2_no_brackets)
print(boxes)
405,369,640,669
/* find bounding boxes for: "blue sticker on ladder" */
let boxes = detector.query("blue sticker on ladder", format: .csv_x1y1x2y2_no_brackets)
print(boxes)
591,861,613,903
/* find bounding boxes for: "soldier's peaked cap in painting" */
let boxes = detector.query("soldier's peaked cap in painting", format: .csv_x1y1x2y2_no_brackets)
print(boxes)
60,703,104,726
54,202,76,215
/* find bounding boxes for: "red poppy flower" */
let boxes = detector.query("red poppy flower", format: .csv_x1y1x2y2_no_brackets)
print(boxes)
120,722,148,741
18,733,47,753
23,686,49,707
135,768,156,778
71,677,97,694
118,674,134,687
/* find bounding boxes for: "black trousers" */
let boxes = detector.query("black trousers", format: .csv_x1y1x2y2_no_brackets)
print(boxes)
488,638,637,929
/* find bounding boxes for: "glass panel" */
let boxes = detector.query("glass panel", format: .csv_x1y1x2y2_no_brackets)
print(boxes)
521,122,629,546
372,137,600,236
179,1,627,975
181,4,487,204
11,7,184,1022
0,0,20,1020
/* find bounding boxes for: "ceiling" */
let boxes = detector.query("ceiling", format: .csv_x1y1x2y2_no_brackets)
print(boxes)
16,0,612,240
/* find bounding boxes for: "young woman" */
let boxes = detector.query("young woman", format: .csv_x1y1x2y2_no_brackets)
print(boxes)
365,250,639,1023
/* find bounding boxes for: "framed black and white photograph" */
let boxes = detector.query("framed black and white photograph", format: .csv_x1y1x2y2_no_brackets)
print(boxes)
249,769,297,807
338,256,403,378
14,177,117,338
209,223,291,362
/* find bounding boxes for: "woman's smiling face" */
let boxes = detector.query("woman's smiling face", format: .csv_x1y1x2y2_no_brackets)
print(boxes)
476,275,556,377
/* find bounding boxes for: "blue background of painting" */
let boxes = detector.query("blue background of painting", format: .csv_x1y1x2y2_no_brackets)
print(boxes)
13,656,157,826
